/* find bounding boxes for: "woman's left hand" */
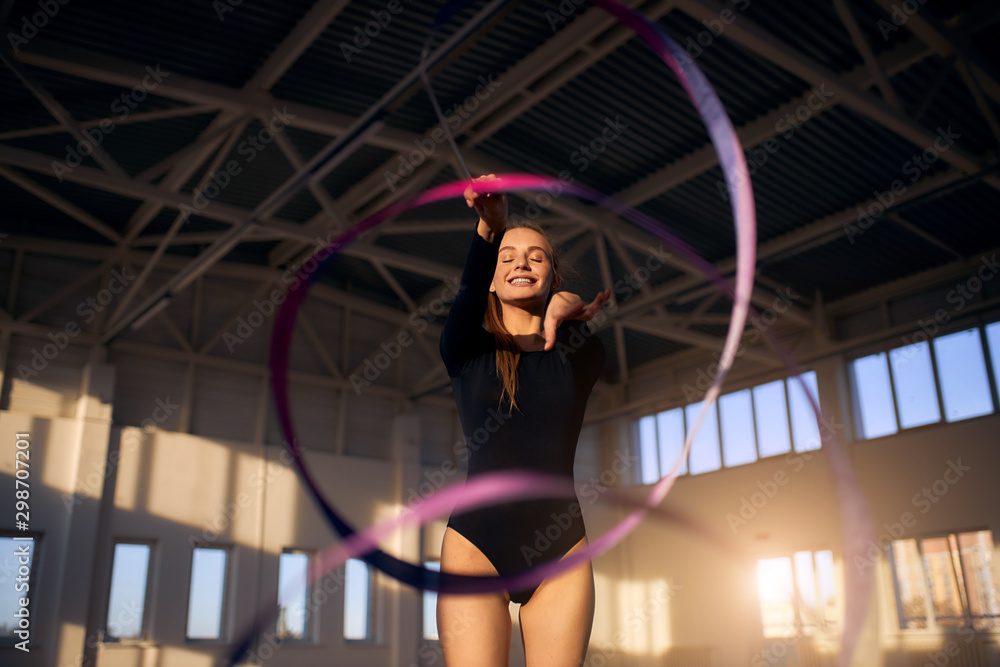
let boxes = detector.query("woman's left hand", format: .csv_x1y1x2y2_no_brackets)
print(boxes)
543,289,611,351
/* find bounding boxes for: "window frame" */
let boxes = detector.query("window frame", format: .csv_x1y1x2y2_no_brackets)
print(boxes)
0,531,42,648
276,548,315,643
756,547,839,639
421,559,440,643
847,318,1000,441
105,538,156,643
183,543,232,643
343,557,377,644
632,369,822,483
888,528,1000,632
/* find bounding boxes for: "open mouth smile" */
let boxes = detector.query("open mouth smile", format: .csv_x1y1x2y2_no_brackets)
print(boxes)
509,276,537,286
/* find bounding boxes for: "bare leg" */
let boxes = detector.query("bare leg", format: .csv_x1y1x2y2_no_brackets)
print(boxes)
437,527,513,666
517,537,595,667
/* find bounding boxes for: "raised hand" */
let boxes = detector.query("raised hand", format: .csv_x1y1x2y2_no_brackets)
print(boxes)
543,288,611,351
465,174,508,238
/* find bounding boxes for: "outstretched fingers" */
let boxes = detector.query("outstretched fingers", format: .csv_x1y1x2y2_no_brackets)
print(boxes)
580,289,612,320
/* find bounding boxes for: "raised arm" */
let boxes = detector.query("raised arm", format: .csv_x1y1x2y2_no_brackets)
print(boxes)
439,176,508,374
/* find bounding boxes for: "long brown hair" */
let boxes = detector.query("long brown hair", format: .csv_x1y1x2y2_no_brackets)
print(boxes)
483,222,562,413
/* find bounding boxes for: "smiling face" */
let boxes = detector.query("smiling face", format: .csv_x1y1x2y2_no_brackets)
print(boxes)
489,227,560,308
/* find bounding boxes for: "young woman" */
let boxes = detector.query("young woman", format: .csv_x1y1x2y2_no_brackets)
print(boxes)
437,175,610,666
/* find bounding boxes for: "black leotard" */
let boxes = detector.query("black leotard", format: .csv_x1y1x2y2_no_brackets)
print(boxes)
440,229,605,604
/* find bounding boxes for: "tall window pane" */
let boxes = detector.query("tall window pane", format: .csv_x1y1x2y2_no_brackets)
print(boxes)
851,353,898,439
920,537,965,626
891,539,928,629
934,329,994,422
814,550,837,631
186,547,228,640
637,415,659,484
684,401,721,475
957,531,1000,630
794,551,818,633
719,390,756,467
0,537,36,644
753,380,791,457
889,342,941,428
277,551,309,640
757,557,794,637
788,371,822,452
107,542,151,639
656,408,687,476
423,560,440,640
986,321,1000,398
344,558,373,640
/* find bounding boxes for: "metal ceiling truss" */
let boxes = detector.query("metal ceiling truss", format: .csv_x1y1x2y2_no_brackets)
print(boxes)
0,0,995,397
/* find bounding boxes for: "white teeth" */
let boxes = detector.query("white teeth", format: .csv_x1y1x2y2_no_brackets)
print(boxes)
511,278,534,285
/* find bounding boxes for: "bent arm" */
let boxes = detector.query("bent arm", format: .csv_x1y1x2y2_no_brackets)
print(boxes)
440,176,508,373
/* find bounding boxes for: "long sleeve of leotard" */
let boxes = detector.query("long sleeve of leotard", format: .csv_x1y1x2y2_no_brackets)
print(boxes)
439,229,503,375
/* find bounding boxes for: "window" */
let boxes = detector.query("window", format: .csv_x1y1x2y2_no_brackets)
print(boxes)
423,560,440,641
656,408,687,477
934,329,993,422
850,324,998,439
720,389,756,467
344,558,374,641
986,321,1000,396
277,550,310,640
634,372,821,482
788,371,822,452
685,401,721,475
186,547,229,640
852,352,898,439
106,541,153,640
889,530,1000,631
753,380,792,457
0,535,37,646
889,342,940,428
756,550,837,638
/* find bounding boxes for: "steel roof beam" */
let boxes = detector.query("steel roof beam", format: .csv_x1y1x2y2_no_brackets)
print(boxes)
674,0,999,190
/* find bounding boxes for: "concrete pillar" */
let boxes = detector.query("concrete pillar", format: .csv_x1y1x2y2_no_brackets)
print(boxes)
390,413,421,667
56,357,116,667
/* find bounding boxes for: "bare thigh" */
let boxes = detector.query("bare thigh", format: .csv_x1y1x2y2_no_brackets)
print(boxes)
517,536,595,667
437,527,513,666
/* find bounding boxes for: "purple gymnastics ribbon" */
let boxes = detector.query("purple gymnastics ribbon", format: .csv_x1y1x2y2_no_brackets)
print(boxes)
235,0,872,664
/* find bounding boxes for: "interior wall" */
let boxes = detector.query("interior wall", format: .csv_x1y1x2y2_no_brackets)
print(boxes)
590,350,1000,666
